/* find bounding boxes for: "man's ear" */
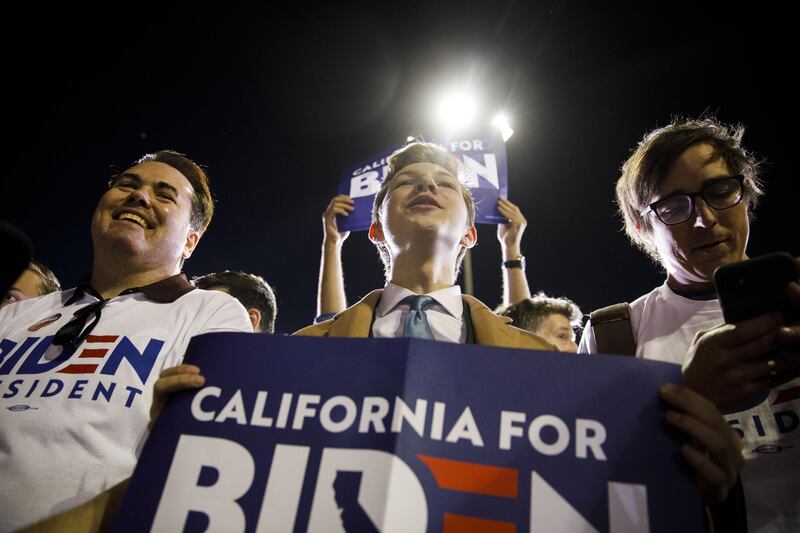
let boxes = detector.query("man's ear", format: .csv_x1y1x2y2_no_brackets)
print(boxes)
182,229,201,259
369,222,385,243
460,225,477,249
247,308,261,333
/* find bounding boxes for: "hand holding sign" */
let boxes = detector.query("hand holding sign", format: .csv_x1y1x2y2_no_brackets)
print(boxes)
322,194,353,247
496,198,526,252
659,383,745,504
150,364,205,428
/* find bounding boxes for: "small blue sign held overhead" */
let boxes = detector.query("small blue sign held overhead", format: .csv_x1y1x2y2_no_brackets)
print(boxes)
337,130,509,232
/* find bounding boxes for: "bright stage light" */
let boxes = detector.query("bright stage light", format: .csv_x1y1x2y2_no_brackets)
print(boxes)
436,91,478,130
491,114,514,141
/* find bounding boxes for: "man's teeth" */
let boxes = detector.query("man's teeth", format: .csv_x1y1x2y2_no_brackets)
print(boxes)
119,213,147,227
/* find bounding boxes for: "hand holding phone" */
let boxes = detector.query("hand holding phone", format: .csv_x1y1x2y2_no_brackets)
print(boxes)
683,253,799,413
714,252,800,387
714,252,799,325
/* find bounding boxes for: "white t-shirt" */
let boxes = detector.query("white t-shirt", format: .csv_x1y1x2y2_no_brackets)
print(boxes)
580,282,800,533
0,281,252,531
373,283,466,343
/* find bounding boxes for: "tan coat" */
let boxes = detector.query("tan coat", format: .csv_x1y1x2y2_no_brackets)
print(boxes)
294,290,556,351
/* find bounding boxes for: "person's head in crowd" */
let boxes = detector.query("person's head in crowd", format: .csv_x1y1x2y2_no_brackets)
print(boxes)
194,271,277,333
1,260,61,309
91,150,214,284
0,220,32,298
616,117,764,290
135,150,216,235
369,141,477,281
496,293,582,352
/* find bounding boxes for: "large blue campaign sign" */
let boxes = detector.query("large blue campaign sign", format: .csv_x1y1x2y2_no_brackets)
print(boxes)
338,131,509,232
115,334,704,532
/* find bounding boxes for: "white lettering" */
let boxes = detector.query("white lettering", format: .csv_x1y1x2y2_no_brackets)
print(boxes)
608,482,650,533
349,171,382,198
445,407,484,447
250,391,273,428
530,471,597,532
275,392,293,429
292,394,321,430
462,153,499,189
447,139,484,152
391,397,427,436
499,410,526,450
215,389,248,425
319,395,358,433
359,396,390,433
430,401,446,440
152,435,253,531
528,414,570,456
255,445,310,533
576,418,607,460
307,448,427,533
191,386,221,422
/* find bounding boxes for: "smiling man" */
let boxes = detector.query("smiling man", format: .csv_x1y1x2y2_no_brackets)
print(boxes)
0,150,252,531
580,118,800,530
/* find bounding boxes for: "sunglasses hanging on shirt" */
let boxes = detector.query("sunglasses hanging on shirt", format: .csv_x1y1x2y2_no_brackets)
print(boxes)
52,299,107,353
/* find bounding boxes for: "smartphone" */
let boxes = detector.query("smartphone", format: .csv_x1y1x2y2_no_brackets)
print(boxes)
714,252,799,324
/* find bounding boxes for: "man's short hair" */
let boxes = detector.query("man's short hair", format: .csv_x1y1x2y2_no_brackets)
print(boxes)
28,259,60,296
371,141,476,277
616,117,764,261
193,271,277,333
495,292,583,333
125,150,215,233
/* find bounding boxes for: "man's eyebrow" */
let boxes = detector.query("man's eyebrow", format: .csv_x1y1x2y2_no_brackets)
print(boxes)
394,169,421,179
394,169,456,180
111,173,180,195
156,181,179,195
113,172,142,183
659,175,736,198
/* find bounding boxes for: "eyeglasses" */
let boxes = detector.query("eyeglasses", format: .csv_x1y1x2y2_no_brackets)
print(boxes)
642,175,745,226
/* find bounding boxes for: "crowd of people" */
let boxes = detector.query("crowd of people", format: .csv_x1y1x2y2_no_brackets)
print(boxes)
1,117,797,531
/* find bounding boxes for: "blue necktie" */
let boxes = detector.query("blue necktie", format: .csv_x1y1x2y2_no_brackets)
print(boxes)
400,295,436,339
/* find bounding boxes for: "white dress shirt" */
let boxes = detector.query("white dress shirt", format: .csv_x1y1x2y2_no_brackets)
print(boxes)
372,283,466,343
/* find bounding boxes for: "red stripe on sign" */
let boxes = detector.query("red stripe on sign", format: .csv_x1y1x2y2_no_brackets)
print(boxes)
78,349,107,359
443,513,516,533
417,454,518,498
773,386,800,406
86,335,118,343
58,364,98,374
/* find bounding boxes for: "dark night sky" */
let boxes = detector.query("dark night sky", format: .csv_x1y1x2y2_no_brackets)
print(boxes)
2,3,795,333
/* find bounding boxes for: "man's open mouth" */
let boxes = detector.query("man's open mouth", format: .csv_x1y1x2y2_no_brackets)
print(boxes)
115,211,149,228
407,195,441,208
